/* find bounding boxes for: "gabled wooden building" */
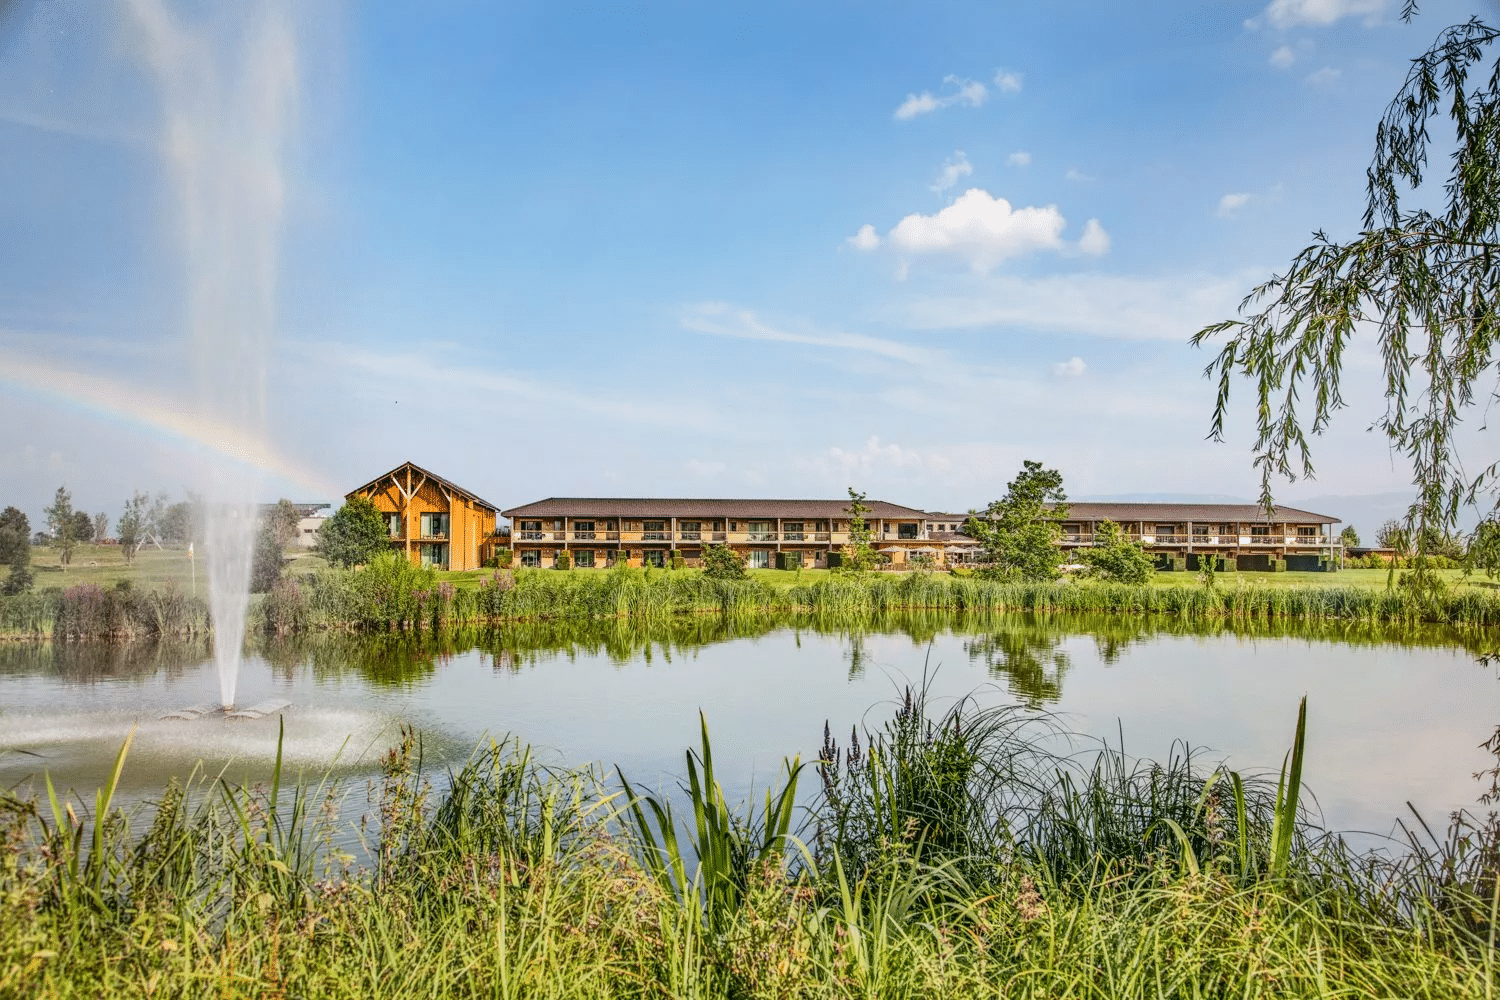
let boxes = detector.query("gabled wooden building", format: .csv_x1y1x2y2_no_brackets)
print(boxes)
346,462,499,571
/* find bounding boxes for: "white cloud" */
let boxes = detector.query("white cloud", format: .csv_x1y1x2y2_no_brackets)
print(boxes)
894,271,1254,341
848,223,880,251
1079,219,1110,256
893,75,988,120
1007,150,1032,167
1217,192,1252,218
887,188,1067,272
681,302,940,365
1253,0,1384,30
1053,356,1087,378
1306,66,1341,85
1065,167,1094,183
1269,45,1296,68
817,436,950,478
930,150,973,193
993,69,1023,93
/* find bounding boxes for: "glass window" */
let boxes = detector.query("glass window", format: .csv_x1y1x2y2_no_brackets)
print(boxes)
386,513,400,538
898,523,918,539
574,550,595,568
644,520,665,531
643,550,664,568
1251,525,1270,537
520,550,541,567
784,522,803,532
681,521,701,531
421,513,448,537
520,520,541,532
748,550,770,568
575,521,595,532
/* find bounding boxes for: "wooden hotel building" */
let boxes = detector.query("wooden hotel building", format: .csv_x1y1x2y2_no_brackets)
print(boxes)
345,462,500,571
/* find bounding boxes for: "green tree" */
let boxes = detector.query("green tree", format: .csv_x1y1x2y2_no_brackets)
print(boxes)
91,512,108,544
0,506,31,595
250,520,285,593
45,486,76,568
1469,518,1500,578
70,510,93,547
836,487,878,573
317,496,391,569
117,492,147,565
1377,519,1411,555
266,499,301,548
965,461,1069,582
1076,519,1155,584
1339,525,1360,549
1193,13,1500,591
701,543,746,580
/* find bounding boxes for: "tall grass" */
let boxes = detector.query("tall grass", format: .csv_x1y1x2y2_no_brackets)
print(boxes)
255,562,1500,634
3,692,1499,997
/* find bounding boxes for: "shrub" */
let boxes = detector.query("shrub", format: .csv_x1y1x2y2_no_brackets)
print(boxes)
1076,520,1155,584
669,550,685,570
702,543,746,580
493,547,513,568
556,552,572,570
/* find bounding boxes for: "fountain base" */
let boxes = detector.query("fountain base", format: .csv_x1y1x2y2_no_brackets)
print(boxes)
162,699,291,721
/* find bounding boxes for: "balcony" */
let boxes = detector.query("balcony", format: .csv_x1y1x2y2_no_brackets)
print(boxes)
680,530,702,541
572,530,597,541
642,531,671,541
783,532,805,541
416,533,449,542
747,532,777,542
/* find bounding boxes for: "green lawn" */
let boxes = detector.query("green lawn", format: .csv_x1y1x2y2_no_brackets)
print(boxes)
30,546,1493,596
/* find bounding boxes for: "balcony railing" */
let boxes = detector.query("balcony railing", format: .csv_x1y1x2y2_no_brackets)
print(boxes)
783,532,805,541
747,532,777,542
680,531,702,541
416,533,448,542
642,531,670,541
572,530,596,540
516,530,547,541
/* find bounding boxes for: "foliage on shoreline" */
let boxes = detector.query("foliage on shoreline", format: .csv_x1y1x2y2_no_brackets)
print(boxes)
9,556,1500,641
256,560,1500,634
2,693,1497,997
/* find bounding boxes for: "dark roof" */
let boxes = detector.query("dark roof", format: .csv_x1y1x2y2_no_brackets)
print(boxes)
1056,502,1339,525
501,497,931,519
347,462,500,513
257,502,330,518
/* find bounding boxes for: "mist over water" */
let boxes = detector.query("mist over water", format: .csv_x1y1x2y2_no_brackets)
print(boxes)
123,1,302,707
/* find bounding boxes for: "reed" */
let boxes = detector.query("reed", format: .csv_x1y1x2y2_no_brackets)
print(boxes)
3,691,1499,997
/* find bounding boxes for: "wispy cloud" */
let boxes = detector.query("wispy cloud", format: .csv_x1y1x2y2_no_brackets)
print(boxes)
930,150,974,193
993,68,1023,93
894,271,1252,341
1006,150,1032,167
1217,192,1252,218
681,302,940,365
1248,0,1384,30
894,75,988,120
1305,66,1341,85
1053,356,1087,378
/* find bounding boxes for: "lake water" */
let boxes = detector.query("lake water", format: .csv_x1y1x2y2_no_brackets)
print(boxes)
2,613,1497,840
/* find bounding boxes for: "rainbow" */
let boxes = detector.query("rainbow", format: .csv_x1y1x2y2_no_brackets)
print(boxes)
0,346,339,498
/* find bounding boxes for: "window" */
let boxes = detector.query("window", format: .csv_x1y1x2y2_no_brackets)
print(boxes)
897,523,918,539
420,512,449,538
574,550,595,568
419,543,449,570
748,550,770,569
747,520,772,540
1298,526,1317,537
573,520,596,540
1192,525,1209,537
643,520,667,541
1155,524,1177,536
784,521,804,541
520,520,541,531
642,550,664,568
680,520,702,540
386,513,401,538
1251,525,1270,537
520,550,541,567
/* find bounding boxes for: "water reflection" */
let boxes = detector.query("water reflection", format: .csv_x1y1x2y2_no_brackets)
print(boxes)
0,638,209,684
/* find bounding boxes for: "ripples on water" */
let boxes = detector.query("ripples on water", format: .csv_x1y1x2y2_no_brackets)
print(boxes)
0,611,1496,838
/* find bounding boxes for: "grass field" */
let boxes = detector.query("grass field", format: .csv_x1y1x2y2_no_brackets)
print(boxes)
26,544,1497,596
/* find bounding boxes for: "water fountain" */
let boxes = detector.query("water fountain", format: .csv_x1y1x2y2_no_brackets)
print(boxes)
124,0,301,710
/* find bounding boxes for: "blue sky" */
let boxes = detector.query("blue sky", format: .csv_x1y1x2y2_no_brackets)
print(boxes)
0,0,1485,535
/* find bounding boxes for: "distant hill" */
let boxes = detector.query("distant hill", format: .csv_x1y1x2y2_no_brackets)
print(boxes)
1074,492,1252,504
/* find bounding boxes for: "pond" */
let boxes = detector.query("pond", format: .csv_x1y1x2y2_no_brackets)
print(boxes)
1,612,1497,841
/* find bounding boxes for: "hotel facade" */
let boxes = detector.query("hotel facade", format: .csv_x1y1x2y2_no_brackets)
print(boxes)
497,497,1344,570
